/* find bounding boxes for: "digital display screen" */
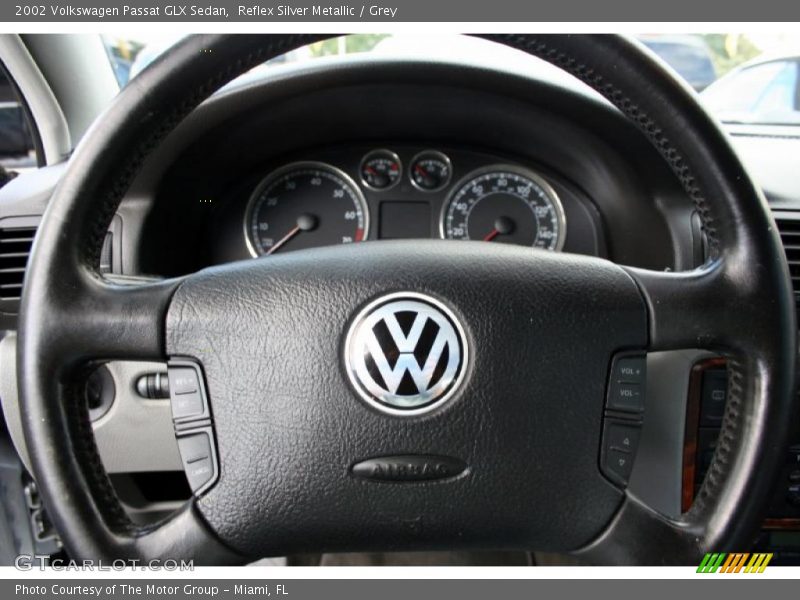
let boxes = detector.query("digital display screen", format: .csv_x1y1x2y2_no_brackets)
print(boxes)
379,201,432,239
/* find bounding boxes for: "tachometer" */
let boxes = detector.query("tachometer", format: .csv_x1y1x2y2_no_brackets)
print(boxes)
441,165,566,251
245,162,369,257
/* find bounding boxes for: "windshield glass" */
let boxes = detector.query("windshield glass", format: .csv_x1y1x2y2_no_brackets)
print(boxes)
102,33,800,126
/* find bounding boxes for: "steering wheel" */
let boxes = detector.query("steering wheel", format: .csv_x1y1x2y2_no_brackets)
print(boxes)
18,34,796,565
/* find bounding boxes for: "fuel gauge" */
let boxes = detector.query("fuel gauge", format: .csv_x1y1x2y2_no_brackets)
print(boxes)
360,149,402,191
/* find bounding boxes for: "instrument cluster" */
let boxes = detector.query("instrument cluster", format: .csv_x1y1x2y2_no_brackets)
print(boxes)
238,145,602,260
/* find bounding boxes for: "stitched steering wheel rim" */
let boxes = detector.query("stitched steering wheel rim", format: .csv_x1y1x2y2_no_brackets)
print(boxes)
17,34,797,565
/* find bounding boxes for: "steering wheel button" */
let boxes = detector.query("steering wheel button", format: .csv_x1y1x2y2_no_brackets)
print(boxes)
609,382,644,412
177,432,209,462
171,392,204,421
604,421,641,453
603,448,635,486
606,353,647,413
168,361,211,423
169,367,199,395
614,356,646,384
177,430,218,494
187,460,213,488
600,420,642,487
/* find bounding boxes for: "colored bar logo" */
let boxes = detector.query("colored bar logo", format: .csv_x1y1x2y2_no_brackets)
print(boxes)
697,553,773,573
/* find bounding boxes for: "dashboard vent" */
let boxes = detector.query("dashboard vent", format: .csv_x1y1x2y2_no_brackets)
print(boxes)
0,225,36,303
774,212,800,310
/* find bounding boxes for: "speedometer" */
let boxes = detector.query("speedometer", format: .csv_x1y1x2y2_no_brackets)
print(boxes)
441,165,566,251
245,162,369,257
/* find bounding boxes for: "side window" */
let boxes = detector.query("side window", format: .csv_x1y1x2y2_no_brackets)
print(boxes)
0,66,37,175
751,60,800,124
702,61,785,116
702,60,800,124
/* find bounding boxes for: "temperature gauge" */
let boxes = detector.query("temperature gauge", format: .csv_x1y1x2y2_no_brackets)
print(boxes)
360,149,402,191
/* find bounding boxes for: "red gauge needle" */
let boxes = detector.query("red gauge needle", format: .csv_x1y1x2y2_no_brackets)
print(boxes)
266,225,301,255
483,229,500,242
364,165,389,187
265,213,319,255
482,216,515,242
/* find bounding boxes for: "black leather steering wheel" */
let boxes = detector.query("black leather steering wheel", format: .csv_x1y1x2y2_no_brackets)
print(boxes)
18,34,797,565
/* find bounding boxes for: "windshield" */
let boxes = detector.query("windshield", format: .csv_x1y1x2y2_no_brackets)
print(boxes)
101,33,800,126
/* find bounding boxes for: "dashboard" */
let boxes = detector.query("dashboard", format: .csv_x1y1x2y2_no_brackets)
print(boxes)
213,146,601,262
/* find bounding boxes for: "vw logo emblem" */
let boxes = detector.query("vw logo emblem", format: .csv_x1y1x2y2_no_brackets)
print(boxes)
344,292,468,415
